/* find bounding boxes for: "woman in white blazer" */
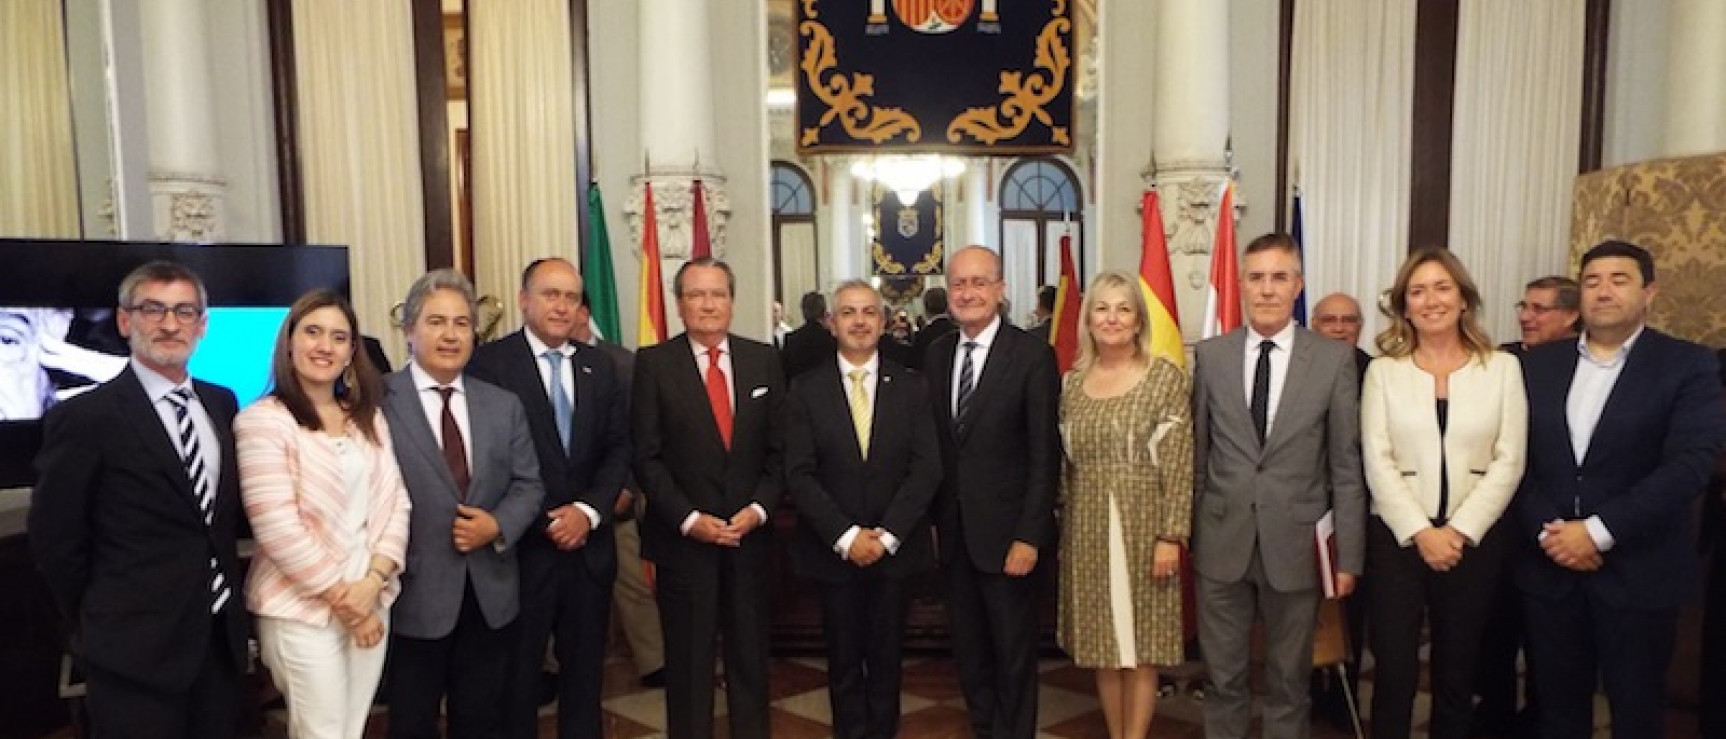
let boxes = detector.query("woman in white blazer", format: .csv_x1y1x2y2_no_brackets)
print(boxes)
1361,247,1526,739
237,290,411,739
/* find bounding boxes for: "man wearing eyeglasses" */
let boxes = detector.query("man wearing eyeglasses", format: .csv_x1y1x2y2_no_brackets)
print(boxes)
30,261,250,738
1503,276,1581,356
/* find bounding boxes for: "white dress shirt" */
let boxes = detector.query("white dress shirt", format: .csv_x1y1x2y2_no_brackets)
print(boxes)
678,335,767,535
950,315,1002,416
135,358,222,494
1563,326,1645,552
409,362,472,470
522,330,602,530
829,352,903,560
1241,321,1297,438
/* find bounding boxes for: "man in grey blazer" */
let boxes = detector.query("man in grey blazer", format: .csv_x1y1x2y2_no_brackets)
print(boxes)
382,269,546,739
1192,233,1365,739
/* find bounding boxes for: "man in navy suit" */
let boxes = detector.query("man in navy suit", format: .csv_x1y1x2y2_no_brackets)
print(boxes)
1515,240,1726,739
785,280,942,739
31,261,249,739
468,258,630,739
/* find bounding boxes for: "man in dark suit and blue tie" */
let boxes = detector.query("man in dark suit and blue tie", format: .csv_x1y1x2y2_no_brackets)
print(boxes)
632,257,785,739
786,280,942,739
1515,240,1726,739
468,258,630,739
382,269,545,739
31,261,250,739
925,245,1061,739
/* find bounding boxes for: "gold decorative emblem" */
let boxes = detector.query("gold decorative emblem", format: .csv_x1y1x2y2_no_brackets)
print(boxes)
946,0,1071,146
799,14,922,147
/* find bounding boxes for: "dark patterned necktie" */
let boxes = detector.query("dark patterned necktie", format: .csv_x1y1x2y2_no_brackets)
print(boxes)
167,388,230,614
1250,340,1274,443
956,341,979,419
437,386,470,496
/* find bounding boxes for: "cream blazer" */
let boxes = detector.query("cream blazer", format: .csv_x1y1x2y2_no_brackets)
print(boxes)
1361,350,1526,545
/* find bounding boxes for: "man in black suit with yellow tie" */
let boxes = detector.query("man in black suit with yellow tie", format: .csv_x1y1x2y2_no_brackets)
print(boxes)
633,257,785,739
31,261,250,738
925,246,1061,739
786,280,942,739
468,258,631,739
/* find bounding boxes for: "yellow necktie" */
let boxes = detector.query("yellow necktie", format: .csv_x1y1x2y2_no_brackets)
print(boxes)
848,368,872,458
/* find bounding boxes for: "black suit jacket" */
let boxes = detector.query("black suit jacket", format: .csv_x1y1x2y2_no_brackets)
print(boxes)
1515,329,1726,609
908,315,957,370
632,334,786,570
29,366,249,690
925,324,1061,572
469,330,631,576
780,322,836,381
785,356,942,582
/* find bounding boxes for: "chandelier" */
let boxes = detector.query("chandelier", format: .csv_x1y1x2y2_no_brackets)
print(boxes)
849,155,967,206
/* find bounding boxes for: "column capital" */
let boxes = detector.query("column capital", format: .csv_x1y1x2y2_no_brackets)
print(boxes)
624,172,730,261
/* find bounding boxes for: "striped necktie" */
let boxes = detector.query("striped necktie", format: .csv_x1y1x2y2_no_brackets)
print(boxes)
166,387,230,615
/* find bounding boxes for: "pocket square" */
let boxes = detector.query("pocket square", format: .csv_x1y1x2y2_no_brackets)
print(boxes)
751,386,769,399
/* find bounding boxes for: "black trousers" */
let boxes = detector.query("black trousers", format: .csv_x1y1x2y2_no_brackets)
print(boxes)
817,575,910,739
1702,540,1726,738
84,619,240,739
945,553,1040,739
656,545,771,739
1472,526,1539,736
388,582,519,739
1366,517,1506,739
1522,584,1677,739
505,544,613,739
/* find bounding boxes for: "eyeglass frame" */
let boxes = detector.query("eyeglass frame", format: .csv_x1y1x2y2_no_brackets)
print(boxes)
125,300,205,322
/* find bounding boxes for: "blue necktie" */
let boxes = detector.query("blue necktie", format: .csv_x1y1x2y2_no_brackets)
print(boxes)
546,350,573,449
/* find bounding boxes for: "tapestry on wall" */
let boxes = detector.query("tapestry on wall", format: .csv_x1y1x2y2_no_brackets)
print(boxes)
796,0,1075,155
872,182,945,279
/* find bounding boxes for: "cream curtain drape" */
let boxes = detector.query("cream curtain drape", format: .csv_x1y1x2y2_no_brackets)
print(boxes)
1288,0,1417,347
292,0,427,363
469,0,579,330
1449,0,1584,344
0,0,80,238
776,221,818,312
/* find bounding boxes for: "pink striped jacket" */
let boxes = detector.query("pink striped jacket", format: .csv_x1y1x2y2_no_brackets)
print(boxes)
236,397,412,626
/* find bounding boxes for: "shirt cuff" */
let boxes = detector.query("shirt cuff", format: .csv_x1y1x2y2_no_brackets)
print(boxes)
833,526,862,560
749,502,769,525
1584,515,1616,552
679,511,700,536
877,529,901,555
572,502,602,530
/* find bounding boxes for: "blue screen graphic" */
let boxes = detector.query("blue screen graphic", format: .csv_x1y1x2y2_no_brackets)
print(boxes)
188,306,288,406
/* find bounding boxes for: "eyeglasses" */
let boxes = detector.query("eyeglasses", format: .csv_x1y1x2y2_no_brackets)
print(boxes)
1313,314,1361,325
1514,301,1561,315
126,301,204,322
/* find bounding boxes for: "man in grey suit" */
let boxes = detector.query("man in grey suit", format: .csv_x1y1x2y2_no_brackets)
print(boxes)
1192,233,1366,739
382,269,546,739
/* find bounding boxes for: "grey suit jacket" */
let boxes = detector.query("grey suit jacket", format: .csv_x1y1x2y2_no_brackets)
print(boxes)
382,368,546,639
1191,327,1365,591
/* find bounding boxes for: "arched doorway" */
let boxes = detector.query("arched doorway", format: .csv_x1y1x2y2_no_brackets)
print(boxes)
997,158,1084,326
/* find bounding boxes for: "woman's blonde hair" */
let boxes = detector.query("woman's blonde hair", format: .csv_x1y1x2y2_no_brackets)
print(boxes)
1074,270,1154,372
1374,246,1494,361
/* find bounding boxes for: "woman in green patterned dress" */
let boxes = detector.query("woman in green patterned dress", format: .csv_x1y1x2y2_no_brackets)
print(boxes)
1057,270,1194,739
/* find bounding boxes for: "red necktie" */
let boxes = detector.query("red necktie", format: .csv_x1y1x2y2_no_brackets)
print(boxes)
438,386,470,497
705,346,733,450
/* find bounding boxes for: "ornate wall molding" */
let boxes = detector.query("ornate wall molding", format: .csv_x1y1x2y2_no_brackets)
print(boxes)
624,169,731,261
148,171,227,242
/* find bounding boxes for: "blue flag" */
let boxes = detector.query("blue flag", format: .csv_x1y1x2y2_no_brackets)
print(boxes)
1291,188,1308,326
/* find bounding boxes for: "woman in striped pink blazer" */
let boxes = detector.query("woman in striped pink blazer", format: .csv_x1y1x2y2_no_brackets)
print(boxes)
237,290,411,738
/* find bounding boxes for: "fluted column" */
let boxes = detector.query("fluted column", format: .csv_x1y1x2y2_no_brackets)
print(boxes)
141,0,225,241
1663,0,1726,157
1149,0,1234,343
964,164,989,248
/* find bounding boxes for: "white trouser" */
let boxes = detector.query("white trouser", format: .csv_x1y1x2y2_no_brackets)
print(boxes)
256,611,391,739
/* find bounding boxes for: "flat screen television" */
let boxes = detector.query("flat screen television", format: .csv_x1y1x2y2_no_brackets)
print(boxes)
0,239,350,488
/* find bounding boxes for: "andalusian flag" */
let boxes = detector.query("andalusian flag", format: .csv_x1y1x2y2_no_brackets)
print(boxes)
584,183,621,342
1048,232,1081,372
635,183,667,347
1138,189,1185,368
1202,181,1242,339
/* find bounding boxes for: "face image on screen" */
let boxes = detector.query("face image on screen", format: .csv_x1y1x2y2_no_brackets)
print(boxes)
0,305,287,421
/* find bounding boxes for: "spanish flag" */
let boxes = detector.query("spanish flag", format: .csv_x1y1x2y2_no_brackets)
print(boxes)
1048,232,1082,372
1138,189,1184,368
636,182,667,347
1202,181,1241,339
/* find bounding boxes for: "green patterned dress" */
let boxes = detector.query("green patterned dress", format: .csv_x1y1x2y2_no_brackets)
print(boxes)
1056,358,1193,668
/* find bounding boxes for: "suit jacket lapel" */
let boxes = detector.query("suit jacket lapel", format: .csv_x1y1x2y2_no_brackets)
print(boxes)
386,371,465,501
1213,330,1256,454
1261,331,1316,457
571,346,599,457
466,379,496,504
955,329,1012,442
929,333,957,433
670,335,730,454
1581,332,1652,469
507,333,565,457
116,369,204,523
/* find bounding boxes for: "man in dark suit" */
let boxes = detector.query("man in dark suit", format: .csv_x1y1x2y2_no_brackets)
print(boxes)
568,292,665,688
925,245,1060,739
382,269,546,739
1025,285,1056,344
780,290,836,380
1515,241,1726,739
633,257,786,739
1191,234,1364,739
909,287,956,370
467,258,630,739
31,261,249,739
786,280,942,739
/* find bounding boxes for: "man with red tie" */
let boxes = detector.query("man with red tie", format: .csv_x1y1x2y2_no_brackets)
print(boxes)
632,258,786,738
